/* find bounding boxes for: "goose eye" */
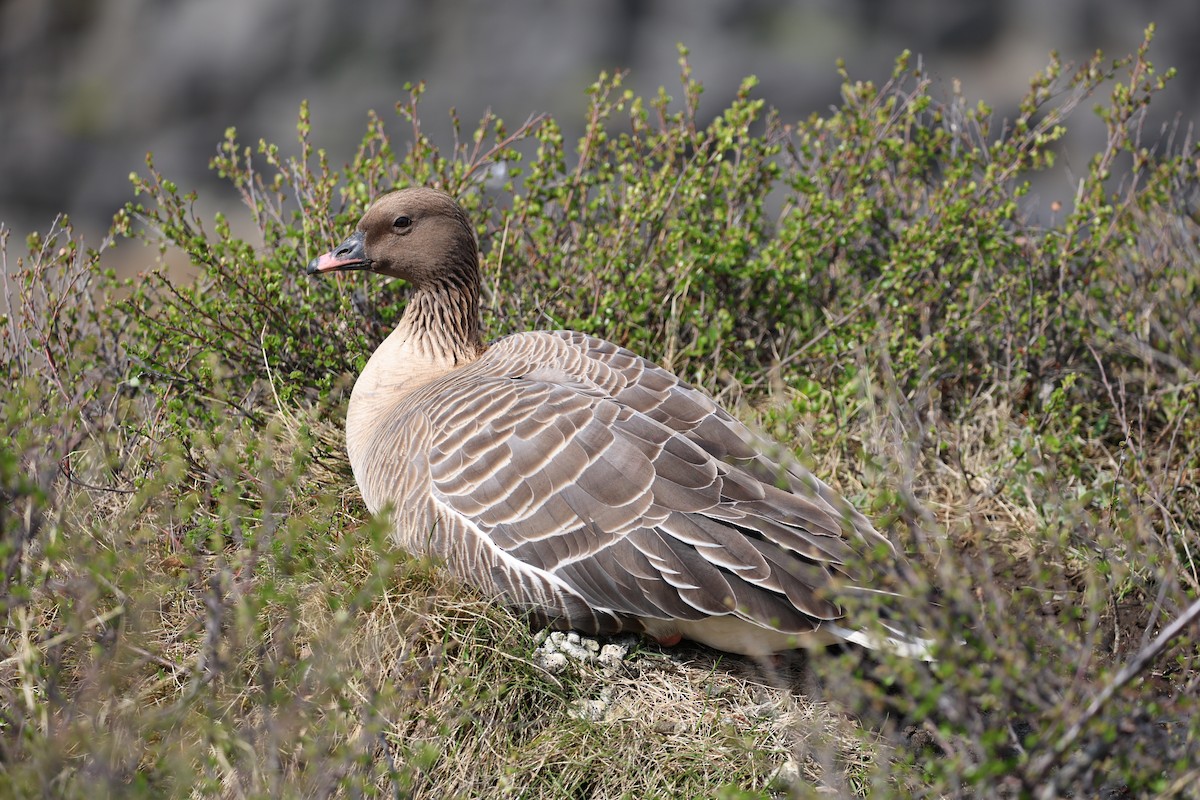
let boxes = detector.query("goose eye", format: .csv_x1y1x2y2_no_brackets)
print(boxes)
393,215,412,230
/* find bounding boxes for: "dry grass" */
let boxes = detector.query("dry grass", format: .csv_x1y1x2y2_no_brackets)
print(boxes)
6,334,1194,797
0,376,886,798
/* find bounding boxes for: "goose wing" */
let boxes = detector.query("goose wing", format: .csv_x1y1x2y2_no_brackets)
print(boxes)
546,331,879,522
423,345,886,638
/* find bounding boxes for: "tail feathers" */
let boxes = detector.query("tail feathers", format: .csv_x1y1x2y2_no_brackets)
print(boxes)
824,622,936,661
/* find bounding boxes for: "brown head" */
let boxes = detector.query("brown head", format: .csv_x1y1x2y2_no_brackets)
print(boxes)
307,188,479,286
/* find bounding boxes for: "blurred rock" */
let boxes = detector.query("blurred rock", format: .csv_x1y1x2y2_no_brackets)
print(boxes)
2,0,1197,246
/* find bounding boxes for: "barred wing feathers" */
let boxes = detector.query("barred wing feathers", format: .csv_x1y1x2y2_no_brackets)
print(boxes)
409,331,927,657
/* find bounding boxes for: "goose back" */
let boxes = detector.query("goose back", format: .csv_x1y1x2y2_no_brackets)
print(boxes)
348,328,920,654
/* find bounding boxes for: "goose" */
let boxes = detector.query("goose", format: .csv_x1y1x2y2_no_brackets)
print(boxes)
308,187,932,660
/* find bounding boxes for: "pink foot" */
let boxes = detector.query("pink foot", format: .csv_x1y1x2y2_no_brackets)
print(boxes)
654,632,683,647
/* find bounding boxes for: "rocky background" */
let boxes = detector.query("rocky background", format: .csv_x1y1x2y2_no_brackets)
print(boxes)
2,0,1198,250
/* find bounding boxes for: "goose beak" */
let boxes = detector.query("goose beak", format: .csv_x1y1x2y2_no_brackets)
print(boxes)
308,230,371,274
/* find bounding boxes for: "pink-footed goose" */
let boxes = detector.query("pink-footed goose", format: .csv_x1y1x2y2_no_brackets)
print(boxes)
309,188,932,660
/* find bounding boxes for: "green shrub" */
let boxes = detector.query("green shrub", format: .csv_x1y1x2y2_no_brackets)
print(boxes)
3,28,1197,798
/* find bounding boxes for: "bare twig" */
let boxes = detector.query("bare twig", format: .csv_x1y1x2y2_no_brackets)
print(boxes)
59,453,136,495
1030,596,1200,796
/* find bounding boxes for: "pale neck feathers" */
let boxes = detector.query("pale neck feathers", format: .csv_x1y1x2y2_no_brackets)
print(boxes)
348,262,487,444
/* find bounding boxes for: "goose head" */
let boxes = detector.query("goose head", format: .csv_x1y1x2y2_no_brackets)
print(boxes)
307,188,479,285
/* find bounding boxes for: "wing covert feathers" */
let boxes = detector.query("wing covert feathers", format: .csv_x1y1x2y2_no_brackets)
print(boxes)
355,329,930,658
